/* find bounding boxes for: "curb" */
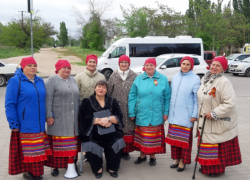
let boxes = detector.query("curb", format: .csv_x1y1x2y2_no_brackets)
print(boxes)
40,74,77,79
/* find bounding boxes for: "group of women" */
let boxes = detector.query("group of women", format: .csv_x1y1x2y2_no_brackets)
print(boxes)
5,53,242,180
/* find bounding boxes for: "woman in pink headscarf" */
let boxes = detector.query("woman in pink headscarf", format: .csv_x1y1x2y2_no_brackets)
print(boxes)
196,56,242,177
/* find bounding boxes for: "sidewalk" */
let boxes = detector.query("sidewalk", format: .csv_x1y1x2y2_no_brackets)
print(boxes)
0,96,250,180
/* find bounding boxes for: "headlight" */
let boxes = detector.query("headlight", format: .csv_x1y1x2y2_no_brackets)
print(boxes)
237,64,245,69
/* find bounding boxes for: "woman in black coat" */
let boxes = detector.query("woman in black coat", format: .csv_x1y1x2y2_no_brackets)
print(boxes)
79,80,125,179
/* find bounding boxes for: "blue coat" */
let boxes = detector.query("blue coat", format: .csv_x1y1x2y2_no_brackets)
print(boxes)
5,68,46,133
128,71,171,126
168,70,200,128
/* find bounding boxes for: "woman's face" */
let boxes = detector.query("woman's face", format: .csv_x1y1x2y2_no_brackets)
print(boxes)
58,67,71,78
210,61,224,74
119,61,129,71
145,63,156,75
87,59,97,71
181,60,191,73
95,84,107,96
23,64,37,77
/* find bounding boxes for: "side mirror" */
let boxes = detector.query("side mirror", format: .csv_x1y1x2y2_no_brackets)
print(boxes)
160,65,167,69
235,58,239,61
108,54,111,59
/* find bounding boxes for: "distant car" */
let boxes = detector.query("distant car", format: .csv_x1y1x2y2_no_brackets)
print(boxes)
204,51,216,66
228,57,250,77
131,54,208,82
0,60,18,87
225,54,250,72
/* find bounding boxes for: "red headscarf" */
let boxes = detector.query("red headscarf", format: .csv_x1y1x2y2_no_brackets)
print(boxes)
20,57,37,69
180,56,194,70
142,58,156,71
55,60,71,74
212,55,228,71
119,55,130,66
86,54,98,64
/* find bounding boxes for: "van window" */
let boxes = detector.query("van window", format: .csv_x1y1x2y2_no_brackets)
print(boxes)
129,43,201,57
0,63,4,67
111,47,126,58
193,58,200,65
172,44,201,55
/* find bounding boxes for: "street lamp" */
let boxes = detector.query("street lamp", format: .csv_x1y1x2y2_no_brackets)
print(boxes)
27,0,33,57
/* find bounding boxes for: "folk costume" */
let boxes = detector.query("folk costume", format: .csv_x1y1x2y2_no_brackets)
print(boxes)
5,57,51,178
44,60,80,177
196,56,242,176
165,57,200,165
108,55,137,155
128,58,171,164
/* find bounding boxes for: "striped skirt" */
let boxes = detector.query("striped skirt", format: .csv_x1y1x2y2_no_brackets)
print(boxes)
20,132,52,163
9,132,50,176
133,124,166,155
165,124,193,164
198,136,242,175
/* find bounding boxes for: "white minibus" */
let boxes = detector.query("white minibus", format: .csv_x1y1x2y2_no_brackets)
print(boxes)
97,36,204,79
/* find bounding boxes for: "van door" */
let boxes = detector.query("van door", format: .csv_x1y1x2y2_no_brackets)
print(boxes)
108,45,127,71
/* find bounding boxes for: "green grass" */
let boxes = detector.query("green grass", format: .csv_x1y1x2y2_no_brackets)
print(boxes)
0,46,39,59
53,47,105,66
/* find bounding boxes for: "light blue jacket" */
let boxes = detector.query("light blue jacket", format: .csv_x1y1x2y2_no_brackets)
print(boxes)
128,71,171,126
168,70,200,128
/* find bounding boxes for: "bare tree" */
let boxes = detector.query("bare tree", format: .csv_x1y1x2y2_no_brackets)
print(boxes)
71,5,86,28
88,0,114,18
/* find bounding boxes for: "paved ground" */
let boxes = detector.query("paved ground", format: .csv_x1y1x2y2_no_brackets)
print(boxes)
0,73,250,180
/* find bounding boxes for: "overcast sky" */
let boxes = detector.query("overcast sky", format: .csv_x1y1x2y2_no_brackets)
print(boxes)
0,0,230,38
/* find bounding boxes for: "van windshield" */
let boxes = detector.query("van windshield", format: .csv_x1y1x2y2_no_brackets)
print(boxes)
156,58,166,66
102,45,116,57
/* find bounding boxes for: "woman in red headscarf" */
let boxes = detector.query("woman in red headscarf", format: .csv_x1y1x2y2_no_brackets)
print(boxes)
44,60,80,178
108,55,137,160
5,57,51,180
196,56,242,177
128,58,171,166
165,56,200,172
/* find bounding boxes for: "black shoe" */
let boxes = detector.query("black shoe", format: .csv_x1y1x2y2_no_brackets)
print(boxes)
122,153,130,160
149,158,156,166
94,172,103,179
134,156,147,164
106,168,118,178
209,172,224,177
34,176,43,180
23,173,35,180
51,168,59,177
170,163,179,168
177,164,186,172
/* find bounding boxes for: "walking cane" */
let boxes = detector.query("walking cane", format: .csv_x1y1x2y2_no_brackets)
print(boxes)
192,116,207,180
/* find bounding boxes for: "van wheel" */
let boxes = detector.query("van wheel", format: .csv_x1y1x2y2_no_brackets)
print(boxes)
0,75,7,87
103,70,113,80
244,68,250,77
232,73,239,76
225,66,229,73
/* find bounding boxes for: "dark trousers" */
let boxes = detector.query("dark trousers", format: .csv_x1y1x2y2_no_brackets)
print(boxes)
86,144,122,173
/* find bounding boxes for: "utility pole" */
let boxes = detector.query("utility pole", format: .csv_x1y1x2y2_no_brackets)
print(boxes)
27,0,33,57
18,11,26,31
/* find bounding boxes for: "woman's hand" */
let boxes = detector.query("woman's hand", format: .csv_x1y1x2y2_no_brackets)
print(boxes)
46,117,54,126
163,115,168,121
94,118,101,125
11,129,19,132
105,122,112,128
98,118,109,127
130,117,135,120
190,117,197,122
204,112,212,119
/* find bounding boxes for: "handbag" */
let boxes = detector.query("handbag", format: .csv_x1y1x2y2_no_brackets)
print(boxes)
93,110,116,135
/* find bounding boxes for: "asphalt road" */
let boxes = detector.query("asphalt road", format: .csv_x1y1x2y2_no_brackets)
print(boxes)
0,73,250,180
